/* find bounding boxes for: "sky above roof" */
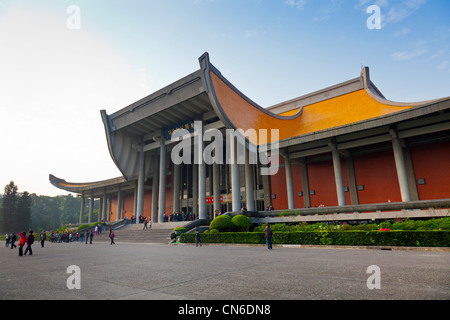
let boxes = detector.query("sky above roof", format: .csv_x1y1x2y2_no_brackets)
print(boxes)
0,0,449,196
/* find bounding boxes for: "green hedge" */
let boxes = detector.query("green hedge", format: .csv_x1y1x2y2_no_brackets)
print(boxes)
180,231,449,247
252,217,450,232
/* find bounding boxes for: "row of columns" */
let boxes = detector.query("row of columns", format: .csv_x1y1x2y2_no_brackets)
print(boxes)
79,192,108,224
79,127,258,224
281,127,413,209
80,126,413,223
134,126,257,222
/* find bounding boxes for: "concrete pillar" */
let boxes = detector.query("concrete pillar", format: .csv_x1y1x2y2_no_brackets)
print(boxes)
261,165,272,209
173,164,181,213
151,154,159,223
225,162,231,211
79,194,85,224
106,195,110,222
102,192,107,221
136,143,145,220
158,131,167,222
198,126,207,219
88,195,94,223
390,129,411,202
329,141,346,206
98,198,102,222
213,162,221,216
282,151,295,210
133,184,138,220
198,161,206,219
403,147,419,201
116,189,122,221
192,161,198,217
231,139,241,212
245,149,255,211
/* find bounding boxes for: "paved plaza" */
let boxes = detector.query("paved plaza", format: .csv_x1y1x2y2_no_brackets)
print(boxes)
0,241,448,301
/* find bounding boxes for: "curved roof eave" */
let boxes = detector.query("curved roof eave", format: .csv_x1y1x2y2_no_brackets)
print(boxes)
49,174,127,194
199,53,447,147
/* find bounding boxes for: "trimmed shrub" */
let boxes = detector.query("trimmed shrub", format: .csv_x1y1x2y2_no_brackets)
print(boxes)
77,224,91,231
231,215,252,231
209,215,234,231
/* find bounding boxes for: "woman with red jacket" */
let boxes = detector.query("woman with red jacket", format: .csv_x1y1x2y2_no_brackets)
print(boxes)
17,231,27,256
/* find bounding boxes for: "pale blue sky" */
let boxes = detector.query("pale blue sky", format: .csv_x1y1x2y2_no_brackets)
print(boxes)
0,0,449,196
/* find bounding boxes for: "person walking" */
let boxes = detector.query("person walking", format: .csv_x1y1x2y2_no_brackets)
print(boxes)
110,231,115,245
195,229,202,247
143,217,148,230
17,232,27,256
40,231,46,248
89,230,94,244
5,232,10,247
264,225,273,250
24,230,34,255
10,232,17,249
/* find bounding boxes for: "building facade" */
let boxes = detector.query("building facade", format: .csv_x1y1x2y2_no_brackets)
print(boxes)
50,53,450,224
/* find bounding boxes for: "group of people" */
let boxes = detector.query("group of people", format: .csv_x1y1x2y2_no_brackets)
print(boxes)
4,230,42,256
142,217,152,230
4,222,118,257
49,231,78,243
168,211,197,222
124,215,136,224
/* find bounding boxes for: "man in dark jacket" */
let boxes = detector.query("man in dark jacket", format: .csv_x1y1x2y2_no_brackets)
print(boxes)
24,231,34,255
264,225,273,250
10,232,17,249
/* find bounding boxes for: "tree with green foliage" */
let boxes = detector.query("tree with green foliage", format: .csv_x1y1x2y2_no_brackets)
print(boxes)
30,193,82,231
16,191,32,231
0,181,32,233
0,181,18,232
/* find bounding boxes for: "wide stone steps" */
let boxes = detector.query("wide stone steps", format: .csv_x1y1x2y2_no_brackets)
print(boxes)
93,222,184,244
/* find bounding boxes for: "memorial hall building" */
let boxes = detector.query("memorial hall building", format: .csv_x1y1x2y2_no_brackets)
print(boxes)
50,53,450,224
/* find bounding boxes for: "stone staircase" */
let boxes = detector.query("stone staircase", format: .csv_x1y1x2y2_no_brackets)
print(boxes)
94,222,185,244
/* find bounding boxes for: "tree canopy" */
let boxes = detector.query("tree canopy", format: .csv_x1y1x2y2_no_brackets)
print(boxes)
0,181,32,232
1,181,87,233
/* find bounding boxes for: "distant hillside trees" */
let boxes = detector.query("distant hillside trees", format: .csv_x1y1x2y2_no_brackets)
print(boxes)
0,181,31,233
0,181,90,233
30,193,84,231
